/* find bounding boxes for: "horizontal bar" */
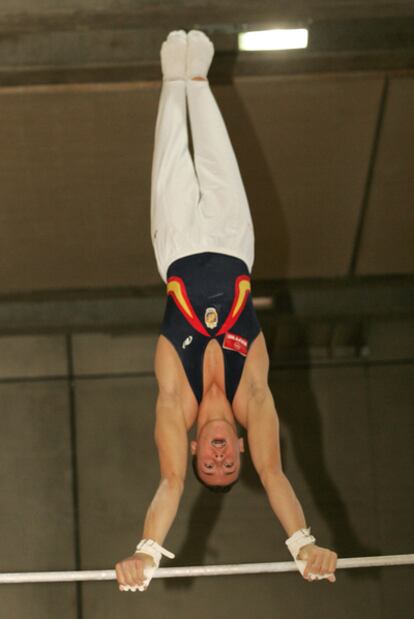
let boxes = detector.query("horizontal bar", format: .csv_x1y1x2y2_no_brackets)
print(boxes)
0,554,413,584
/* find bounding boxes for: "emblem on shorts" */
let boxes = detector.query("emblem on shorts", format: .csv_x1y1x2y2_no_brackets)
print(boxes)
182,335,193,349
204,307,218,329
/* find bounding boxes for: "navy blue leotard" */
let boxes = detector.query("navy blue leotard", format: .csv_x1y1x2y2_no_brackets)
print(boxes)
160,252,261,404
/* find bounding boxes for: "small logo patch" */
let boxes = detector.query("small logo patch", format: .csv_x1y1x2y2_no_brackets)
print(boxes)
223,332,248,356
204,307,218,329
182,335,193,349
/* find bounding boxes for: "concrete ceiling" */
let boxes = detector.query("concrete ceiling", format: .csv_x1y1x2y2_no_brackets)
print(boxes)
0,1,413,296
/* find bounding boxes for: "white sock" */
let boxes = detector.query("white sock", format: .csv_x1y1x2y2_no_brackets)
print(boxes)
160,30,187,81
187,30,214,79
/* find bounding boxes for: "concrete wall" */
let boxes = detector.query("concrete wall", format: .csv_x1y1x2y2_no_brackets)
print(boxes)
0,325,413,618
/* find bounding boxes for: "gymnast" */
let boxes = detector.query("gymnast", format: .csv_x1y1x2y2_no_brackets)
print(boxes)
115,29,338,592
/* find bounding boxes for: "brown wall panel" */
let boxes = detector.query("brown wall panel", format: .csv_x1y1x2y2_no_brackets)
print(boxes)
224,74,384,279
356,76,414,275
0,74,386,294
0,83,160,293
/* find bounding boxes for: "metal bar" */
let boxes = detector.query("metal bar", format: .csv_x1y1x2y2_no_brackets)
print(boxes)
1,554,413,584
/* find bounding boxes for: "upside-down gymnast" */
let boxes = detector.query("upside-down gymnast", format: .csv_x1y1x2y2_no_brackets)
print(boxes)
115,29,338,592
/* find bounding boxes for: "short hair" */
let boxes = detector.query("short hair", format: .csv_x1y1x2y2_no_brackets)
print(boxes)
191,455,239,493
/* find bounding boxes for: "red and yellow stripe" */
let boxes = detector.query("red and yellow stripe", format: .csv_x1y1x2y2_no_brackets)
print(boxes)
216,275,251,335
166,276,210,337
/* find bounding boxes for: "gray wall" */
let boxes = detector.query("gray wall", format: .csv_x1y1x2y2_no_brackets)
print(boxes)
0,324,413,619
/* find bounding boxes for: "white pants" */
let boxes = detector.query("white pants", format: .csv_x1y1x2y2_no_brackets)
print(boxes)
150,79,255,283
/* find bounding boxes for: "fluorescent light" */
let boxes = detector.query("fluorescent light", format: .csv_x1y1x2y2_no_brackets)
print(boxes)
238,28,308,51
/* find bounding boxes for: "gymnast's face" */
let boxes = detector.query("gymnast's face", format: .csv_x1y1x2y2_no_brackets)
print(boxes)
191,420,245,486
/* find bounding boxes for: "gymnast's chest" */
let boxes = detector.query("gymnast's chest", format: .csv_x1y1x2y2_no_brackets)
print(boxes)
202,339,226,394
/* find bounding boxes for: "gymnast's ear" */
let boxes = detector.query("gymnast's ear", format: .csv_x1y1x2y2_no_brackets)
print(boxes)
239,437,245,453
190,440,197,455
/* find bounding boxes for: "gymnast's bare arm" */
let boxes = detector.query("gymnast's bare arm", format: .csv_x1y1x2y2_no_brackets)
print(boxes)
235,334,338,582
115,337,189,590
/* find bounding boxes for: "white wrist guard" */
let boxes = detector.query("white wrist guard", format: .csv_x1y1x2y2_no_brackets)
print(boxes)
131,539,175,592
285,527,316,558
285,527,327,581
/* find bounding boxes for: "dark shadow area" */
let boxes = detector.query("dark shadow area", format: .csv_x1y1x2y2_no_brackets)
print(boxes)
267,286,381,583
241,316,381,584
164,490,225,590
214,54,290,280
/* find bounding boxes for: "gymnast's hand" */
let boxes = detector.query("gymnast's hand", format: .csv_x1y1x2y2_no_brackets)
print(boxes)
297,544,337,582
115,553,156,592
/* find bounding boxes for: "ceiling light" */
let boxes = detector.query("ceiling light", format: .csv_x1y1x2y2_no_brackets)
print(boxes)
238,28,308,51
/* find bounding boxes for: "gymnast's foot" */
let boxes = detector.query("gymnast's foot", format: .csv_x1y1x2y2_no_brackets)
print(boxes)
160,30,187,81
187,29,214,80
